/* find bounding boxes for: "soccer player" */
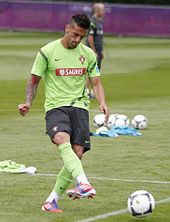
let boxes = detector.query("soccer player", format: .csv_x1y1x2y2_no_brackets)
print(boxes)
18,13,109,213
86,3,105,98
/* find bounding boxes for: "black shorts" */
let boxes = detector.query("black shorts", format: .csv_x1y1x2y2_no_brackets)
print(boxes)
45,106,91,152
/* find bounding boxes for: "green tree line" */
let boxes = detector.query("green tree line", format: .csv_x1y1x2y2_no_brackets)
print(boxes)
50,0,170,5
23,0,170,5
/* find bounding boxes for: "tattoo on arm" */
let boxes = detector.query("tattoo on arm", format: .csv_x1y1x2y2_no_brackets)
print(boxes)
26,75,40,105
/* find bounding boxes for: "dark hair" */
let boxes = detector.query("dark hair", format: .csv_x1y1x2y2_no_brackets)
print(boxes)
70,13,90,29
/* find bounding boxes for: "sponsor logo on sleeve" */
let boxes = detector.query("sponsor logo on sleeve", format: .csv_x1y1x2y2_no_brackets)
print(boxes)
55,68,86,76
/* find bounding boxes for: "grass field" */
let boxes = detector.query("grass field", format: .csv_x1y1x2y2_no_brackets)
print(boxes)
0,31,170,222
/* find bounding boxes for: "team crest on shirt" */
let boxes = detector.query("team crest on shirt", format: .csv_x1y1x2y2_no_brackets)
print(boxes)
79,55,85,64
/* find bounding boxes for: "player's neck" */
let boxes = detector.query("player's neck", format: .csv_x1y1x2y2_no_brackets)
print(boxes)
60,37,68,49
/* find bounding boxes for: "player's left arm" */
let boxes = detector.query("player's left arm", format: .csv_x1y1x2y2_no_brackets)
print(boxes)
91,76,109,120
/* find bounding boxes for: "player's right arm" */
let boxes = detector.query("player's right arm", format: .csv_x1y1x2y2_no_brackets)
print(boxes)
87,23,97,55
87,21,97,57
18,74,41,116
18,46,48,116
87,35,96,54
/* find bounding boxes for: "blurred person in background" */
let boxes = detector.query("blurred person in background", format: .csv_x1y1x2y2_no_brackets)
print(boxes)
86,3,105,98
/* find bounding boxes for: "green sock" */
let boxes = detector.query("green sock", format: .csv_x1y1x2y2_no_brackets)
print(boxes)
58,142,85,178
54,166,73,196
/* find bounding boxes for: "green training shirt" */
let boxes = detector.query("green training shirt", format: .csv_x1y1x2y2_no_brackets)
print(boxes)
31,39,100,112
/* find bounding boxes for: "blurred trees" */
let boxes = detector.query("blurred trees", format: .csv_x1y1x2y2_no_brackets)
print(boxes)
104,0,170,4
20,0,170,5
50,0,170,5
100,0,170,4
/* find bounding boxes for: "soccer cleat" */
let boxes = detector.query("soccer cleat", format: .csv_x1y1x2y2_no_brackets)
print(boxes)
66,183,96,199
41,199,63,213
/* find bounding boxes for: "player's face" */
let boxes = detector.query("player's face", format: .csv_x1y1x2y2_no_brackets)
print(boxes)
97,6,105,18
66,24,87,49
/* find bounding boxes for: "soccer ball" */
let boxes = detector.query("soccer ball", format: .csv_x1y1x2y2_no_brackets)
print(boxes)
131,115,148,129
93,113,106,128
127,190,155,218
106,114,117,128
107,114,130,128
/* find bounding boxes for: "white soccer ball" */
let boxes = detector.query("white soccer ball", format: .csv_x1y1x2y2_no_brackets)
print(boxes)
106,114,117,129
107,114,130,128
131,115,148,129
127,190,155,218
93,113,106,128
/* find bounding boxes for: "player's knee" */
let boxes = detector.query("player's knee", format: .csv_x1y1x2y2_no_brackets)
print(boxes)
76,150,83,159
53,132,69,145
73,146,84,159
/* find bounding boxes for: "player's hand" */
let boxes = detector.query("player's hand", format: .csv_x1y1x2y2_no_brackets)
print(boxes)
18,103,30,116
99,103,109,122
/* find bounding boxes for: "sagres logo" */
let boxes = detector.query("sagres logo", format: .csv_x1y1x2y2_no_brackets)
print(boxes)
56,68,86,76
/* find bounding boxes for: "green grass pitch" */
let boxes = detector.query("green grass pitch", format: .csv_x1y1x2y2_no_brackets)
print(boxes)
0,31,170,222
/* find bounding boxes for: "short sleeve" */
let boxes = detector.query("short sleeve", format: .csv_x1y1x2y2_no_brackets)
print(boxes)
31,50,48,77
